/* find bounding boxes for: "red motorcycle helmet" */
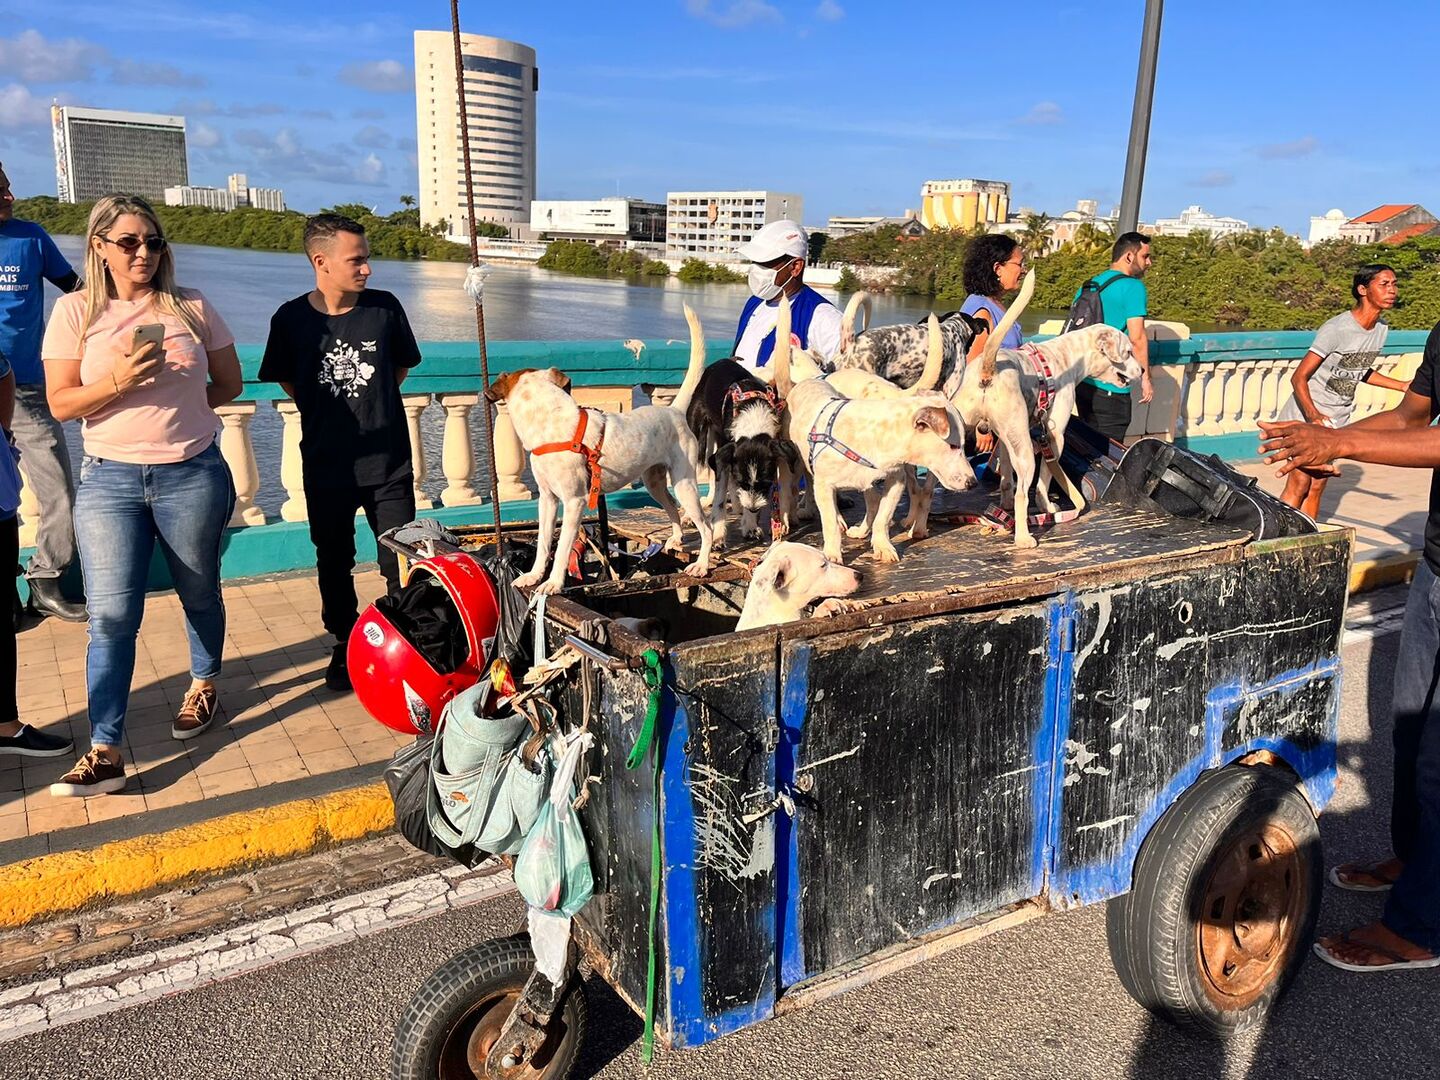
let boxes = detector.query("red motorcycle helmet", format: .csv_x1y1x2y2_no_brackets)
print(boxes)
347,552,502,736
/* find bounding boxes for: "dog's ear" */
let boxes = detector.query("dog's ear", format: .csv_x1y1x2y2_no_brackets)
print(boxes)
913,406,951,440
712,441,736,473
484,369,530,404
766,552,792,594
540,368,573,394
957,313,988,339
774,437,802,471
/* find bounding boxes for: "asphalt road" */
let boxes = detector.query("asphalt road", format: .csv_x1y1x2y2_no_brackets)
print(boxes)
7,588,1438,1080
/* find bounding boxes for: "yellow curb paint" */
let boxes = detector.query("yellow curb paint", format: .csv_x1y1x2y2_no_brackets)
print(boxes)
1349,551,1419,595
0,784,395,929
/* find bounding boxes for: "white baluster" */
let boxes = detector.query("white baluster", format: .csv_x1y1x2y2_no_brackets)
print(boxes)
16,461,39,549
439,393,482,506
1187,365,1217,436
215,402,265,526
1257,361,1283,424
1221,362,1258,433
275,401,309,523
492,400,535,502
402,394,434,510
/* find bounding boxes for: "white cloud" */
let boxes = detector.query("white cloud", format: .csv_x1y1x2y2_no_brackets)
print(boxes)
339,59,413,93
0,30,104,83
684,0,783,28
190,121,223,148
354,153,386,185
233,126,390,188
1017,101,1064,126
1258,135,1318,160
816,0,845,20
0,84,53,130
111,58,205,89
1193,169,1234,188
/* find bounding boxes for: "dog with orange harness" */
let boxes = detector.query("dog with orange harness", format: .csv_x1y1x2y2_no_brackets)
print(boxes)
484,306,711,594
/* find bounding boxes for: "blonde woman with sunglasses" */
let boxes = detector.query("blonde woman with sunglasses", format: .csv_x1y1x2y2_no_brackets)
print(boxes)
40,195,242,797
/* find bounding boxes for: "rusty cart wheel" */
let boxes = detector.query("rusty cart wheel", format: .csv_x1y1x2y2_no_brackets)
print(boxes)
1105,763,1322,1035
392,933,587,1080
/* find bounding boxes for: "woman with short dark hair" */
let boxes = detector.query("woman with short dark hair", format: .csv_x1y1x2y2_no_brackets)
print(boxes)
959,234,1026,353
1278,263,1410,517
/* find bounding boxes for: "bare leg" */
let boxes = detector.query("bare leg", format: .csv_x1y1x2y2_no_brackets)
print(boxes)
515,485,558,589
538,495,587,594
1280,469,1312,511
1301,475,1328,519
869,474,907,563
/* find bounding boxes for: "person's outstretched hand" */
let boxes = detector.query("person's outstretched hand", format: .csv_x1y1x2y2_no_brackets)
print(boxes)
1259,419,1342,477
1139,371,1154,404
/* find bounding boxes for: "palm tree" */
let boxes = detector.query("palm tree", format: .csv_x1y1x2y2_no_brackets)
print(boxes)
1070,222,1114,257
400,194,417,210
1021,213,1052,259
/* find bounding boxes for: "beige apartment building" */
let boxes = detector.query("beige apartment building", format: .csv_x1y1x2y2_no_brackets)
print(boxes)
414,31,538,237
665,191,804,261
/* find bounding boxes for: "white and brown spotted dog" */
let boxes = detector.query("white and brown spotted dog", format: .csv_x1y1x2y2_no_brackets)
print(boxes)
485,308,711,593
735,541,862,630
954,271,1142,548
773,299,976,565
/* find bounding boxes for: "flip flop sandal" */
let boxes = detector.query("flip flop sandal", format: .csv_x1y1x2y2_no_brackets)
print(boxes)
1314,930,1440,973
1329,861,1401,892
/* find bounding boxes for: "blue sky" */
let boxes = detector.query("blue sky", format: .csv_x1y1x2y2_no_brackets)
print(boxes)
2,1,1438,234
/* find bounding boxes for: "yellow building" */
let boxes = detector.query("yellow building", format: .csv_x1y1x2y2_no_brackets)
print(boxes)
920,179,1011,231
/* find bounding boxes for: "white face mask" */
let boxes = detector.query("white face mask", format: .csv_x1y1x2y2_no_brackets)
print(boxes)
749,259,795,301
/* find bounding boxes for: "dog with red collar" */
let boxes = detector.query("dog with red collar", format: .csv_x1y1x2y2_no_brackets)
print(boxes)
686,355,801,546
484,306,711,594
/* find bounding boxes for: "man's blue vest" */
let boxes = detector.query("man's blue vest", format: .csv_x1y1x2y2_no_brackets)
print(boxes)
734,285,831,369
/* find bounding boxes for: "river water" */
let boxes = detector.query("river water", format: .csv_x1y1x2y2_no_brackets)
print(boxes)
41,238,1044,514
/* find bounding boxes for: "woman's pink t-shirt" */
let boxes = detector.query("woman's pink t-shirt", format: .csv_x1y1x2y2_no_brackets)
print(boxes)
42,289,234,465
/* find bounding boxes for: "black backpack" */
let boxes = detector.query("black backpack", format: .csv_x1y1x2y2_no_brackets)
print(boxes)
1062,273,1123,333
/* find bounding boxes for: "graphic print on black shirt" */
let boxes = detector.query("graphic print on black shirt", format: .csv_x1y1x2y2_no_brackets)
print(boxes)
259,289,422,486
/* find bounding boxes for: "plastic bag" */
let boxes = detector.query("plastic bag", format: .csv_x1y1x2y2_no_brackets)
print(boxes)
514,731,595,917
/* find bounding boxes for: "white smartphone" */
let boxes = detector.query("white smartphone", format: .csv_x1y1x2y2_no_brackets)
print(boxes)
130,323,165,353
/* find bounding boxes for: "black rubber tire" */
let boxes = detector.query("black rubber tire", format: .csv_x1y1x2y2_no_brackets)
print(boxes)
392,933,587,1080
1105,764,1322,1036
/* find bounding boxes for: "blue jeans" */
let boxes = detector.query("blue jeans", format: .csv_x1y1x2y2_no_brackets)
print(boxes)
74,443,235,748
1383,559,1440,951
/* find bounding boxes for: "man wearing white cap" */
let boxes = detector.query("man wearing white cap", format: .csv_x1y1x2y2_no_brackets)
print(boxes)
733,220,843,377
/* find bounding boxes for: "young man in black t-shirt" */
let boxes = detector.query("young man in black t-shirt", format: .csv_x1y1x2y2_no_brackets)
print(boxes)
259,214,421,691
1260,323,1440,974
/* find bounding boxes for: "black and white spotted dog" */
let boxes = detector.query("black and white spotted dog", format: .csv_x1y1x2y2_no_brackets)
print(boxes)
832,292,988,397
686,358,801,545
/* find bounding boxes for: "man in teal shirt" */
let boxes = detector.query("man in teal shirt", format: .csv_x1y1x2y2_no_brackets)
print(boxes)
1073,231,1154,443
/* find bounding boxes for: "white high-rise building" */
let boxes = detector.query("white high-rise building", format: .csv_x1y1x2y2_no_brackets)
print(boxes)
414,30,537,237
664,191,804,261
53,106,188,203
228,173,251,207
164,185,236,211
247,186,286,212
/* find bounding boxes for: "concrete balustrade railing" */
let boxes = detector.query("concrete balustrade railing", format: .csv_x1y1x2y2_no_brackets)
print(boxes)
14,329,1433,577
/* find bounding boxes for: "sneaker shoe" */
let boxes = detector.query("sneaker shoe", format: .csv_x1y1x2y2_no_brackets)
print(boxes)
172,686,219,740
324,644,351,693
50,749,127,798
0,724,75,758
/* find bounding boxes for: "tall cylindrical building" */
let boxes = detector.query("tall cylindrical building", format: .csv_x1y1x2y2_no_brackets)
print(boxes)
414,31,537,237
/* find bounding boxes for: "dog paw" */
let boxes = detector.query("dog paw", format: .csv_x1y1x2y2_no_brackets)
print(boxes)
513,571,543,589
823,546,845,564
1014,534,1039,550
814,598,855,619
682,561,710,579
534,578,564,595
845,523,871,540
872,545,901,564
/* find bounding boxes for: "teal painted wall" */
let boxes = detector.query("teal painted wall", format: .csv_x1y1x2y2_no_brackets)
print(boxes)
29,330,1423,594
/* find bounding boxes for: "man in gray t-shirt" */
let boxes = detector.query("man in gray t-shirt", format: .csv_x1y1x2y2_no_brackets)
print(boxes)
1281,311,1390,426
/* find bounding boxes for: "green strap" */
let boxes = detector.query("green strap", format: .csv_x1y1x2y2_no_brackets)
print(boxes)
625,648,664,1063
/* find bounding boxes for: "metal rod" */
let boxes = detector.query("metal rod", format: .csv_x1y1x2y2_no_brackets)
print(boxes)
1117,0,1164,235
450,0,506,555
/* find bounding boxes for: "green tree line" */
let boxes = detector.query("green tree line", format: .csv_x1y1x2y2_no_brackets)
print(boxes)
535,239,670,278
825,221,1440,331
11,196,505,263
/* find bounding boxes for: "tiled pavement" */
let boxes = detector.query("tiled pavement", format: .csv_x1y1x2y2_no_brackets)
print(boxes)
0,570,410,845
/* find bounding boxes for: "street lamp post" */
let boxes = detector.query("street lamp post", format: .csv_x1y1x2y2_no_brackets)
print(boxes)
1118,0,1164,234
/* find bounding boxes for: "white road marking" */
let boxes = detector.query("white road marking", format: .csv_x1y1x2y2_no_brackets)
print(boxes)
0,862,515,1043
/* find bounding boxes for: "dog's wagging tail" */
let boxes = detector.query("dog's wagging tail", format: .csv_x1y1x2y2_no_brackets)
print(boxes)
977,269,1036,388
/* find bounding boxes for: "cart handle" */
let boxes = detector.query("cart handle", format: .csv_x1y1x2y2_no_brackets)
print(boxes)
562,634,663,672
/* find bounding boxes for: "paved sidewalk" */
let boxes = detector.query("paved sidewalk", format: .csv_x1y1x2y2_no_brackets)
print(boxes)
2,571,408,848
1234,457,1427,563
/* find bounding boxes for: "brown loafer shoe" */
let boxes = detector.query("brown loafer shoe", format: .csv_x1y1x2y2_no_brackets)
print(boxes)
173,686,219,740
